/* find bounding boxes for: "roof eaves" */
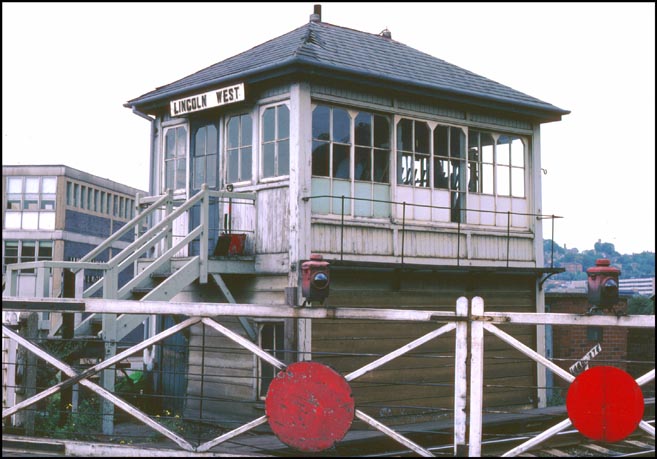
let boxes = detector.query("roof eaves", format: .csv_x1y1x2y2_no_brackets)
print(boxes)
124,55,304,110
293,55,570,120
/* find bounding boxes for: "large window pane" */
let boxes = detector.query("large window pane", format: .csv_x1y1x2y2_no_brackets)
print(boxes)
8,177,22,194
512,168,525,197
333,144,350,179
435,158,449,189
165,129,176,159
312,105,330,140
278,105,289,139
511,138,524,167
373,150,389,183
482,164,494,194
415,122,430,154
373,115,390,148
434,125,449,157
228,150,239,183
415,154,430,187
497,166,510,196
278,140,289,176
397,119,413,151
355,147,371,181
240,147,252,182
4,212,21,229
355,113,372,146
312,141,330,177
42,177,57,193
263,143,275,178
39,212,55,230
195,128,207,157
240,115,252,146
398,151,413,185
333,109,350,144
263,107,275,142
25,177,39,193
228,117,239,149
497,137,510,165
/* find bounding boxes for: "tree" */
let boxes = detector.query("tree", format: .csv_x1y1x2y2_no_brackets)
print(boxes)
628,295,655,315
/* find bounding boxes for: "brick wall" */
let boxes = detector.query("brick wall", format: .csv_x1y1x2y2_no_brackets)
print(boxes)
547,294,629,391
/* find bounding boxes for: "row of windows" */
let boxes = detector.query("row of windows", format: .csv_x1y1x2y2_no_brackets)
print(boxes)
5,176,56,211
163,102,527,200
313,106,526,198
2,240,53,274
65,181,135,220
163,104,291,192
4,175,57,230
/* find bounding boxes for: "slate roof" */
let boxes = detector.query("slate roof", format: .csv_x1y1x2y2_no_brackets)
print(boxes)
126,20,569,121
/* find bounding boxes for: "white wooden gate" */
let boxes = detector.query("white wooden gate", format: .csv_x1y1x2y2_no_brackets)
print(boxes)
2,296,654,456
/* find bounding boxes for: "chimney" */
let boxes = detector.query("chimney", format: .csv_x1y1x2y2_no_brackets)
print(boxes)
380,28,392,39
310,4,321,22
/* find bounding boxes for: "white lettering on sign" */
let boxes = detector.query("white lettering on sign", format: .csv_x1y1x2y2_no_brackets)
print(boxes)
170,83,245,117
569,343,602,376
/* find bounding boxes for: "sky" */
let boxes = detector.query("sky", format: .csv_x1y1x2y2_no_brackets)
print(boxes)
2,2,655,255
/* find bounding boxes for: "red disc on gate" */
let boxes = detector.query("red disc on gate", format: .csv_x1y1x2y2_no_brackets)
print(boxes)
265,361,355,452
566,366,644,442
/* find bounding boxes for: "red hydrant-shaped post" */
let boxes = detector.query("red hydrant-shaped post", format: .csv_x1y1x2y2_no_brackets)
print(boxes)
586,258,620,308
301,254,330,303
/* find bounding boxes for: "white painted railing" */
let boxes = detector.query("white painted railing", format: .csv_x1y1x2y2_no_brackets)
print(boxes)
1,296,654,456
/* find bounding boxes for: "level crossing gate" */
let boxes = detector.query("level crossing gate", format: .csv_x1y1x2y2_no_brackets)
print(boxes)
2,296,655,456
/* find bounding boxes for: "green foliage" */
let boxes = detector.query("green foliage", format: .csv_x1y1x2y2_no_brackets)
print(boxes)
544,239,655,280
35,393,101,440
628,295,655,315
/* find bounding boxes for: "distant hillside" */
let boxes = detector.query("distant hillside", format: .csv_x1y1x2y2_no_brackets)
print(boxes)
544,240,655,280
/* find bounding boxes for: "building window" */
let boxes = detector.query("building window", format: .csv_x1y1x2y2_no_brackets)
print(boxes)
4,176,56,230
164,125,188,192
397,118,430,187
468,131,525,198
311,105,392,217
434,125,466,222
261,104,290,179
354,112,390,183
226,114,252,184
2,240,53,274
257,321,285,399
191,122,219,190
312,105,352,179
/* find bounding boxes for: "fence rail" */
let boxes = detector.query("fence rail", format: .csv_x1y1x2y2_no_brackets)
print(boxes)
305,194,563,267
2,296,654,456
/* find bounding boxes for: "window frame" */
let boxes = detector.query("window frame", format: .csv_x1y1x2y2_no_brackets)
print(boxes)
260,102,291,182
162,124,189,194
256,320,285,400
225,112,253,186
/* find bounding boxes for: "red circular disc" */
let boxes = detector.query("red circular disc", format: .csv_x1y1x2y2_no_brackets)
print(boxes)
566,366,644,442
265,361,355,452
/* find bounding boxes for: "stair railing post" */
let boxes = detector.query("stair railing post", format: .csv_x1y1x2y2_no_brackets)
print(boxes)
200,184,209,284
164,188,174,256
101,267,118,436
468,296,484,457
454,297,468,456
134,192,142,277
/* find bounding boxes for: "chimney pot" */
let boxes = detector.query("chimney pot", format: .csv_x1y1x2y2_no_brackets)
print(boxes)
310,4,322,22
